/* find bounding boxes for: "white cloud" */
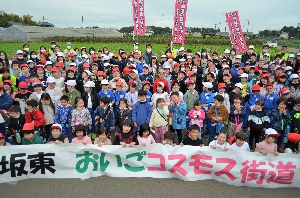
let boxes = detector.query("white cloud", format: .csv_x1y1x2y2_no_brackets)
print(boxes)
0,0,299,33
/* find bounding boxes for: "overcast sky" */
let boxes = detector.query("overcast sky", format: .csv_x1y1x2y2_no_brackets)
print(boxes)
1,0,299,33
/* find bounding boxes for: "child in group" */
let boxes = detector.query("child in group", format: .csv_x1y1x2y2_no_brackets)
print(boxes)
228,94,245,139
125,81,138,109
247,100,270,151
270,97,291,152
14,82,32,111
151,82,170,109
95,71,104,93
39,93,56,141
209,132,230,150
255,128,280,156
162,131,176,146
51,67,65,93
184,80,199,112
264,82,278,117
94,127,112,147
137,123,156,145
72,124,92,144
0,83,13,121
113,81,127,114
288,97,300,132
180,124,204,146
207,95,229,143
216,83,230,113
0,133,10,146
54,95,73,143
6,105,25,145
149,98,169,143
3,80,15,98
47,124,69,144
230,132,250,151
28,79,44,102
25,99,46,136
22,123,43,145
132,89,152,132
188,100,205,138
170,80,184,102
71,98,92,134
66,80,81,109
45,76,63,107
113,119,138,146
115,98,132,130
98,79,115,104
19,64,31,84
142,81,152,104
94,96,115,135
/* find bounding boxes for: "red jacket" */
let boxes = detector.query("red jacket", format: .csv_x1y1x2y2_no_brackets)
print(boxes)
153,78,169,93
25,110,46,128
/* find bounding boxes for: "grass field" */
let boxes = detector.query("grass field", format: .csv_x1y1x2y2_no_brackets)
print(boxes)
0,41,282,59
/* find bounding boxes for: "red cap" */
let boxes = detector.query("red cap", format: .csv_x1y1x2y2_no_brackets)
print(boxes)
278,73,286,78
36,64,44,69
142,81,151,86
128,81,136,86
113,54,119,58
127,53,134,57
168,54,174,59
123,67,131,75
280,88,290,95
112,67,120,73
188,71,195,77
97,71,104,76
91,54,97,59
0,133,4,138
275,66,282,70
186,80,194,86
56,62,64,67
261,74,268,79
115,81,123,86
18,82,28,88
238,67,245,70
0,83,3,88
83,63,90,68
68,67,76,72
4,80,12,85
264,82,273,87
42,51,49,57
20,64,28,69
179,71,186,75
184,64,190,68
22,123,35,131
218,83,226,89
252,84,261,91
39,60,46,65
51,67,59,72
174,63,180,67
287,133,300,143
98,50,102,53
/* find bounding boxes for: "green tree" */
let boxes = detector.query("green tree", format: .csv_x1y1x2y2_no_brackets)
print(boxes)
0,11,36,27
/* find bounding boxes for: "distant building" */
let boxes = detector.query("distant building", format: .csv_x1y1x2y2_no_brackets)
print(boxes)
192,32,202,37
279,32,289,39
3,21,23,28
36,22,55,27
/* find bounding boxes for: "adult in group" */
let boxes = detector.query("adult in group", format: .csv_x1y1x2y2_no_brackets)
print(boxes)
242,45,255,64
175,47,187,63
109,67,129,92
281,45,290,61
257,45,272,62
142,44,156,65
0,68,19,92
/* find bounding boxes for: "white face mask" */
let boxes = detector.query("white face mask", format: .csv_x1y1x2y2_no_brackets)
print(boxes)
287,71,292,75
24,48,29,51
129,57,134,61
67,46,71,49
17,56,23,59
146,48,151,53
13,66,19,69
180,68,185,71
13,114,20,119
193,69,198,73
248,50,253,54
263,50,268,53
104,50,108,54
168,58,173,63
202,53,207,56
0,56,5,60
90,51,95,54
31,55,37,59
51,45,56,48
82,51,86,55
40,49,46,52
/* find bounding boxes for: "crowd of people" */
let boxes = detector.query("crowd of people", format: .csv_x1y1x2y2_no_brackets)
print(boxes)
0,41,300,155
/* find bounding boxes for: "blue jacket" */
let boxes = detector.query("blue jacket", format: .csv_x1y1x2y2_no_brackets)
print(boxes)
245,93,264,108
229,104,246,124
270,108,291,135
136,63,144,76
114,90,127,103
139,73,154,85
199,91,215,112
94,106,115,129
230,68,238,76
54,105,73,129
170,102,187,129
264,93,278,110
146,90,152,104
132,101,152,126
0,93,13,109
98,89,115,102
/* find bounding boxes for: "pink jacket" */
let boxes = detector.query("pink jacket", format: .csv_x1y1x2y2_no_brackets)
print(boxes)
72,136,92,144
188,109,205,127
137,134,156,145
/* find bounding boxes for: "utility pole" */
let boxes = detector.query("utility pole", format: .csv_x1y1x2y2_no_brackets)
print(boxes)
246,20,249,33
43,16,45,22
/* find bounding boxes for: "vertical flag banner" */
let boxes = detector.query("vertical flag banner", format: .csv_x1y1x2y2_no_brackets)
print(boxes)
172,0,188,44
132,0,146,35
225,11,248,53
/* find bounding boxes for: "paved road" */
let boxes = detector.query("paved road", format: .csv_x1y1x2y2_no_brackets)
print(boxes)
0,177,299,198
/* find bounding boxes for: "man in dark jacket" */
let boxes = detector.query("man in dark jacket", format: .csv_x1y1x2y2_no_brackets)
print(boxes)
175,47,187,63
142,44,156,65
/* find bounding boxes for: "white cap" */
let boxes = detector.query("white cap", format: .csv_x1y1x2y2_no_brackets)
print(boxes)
65,80,76,86
104,63,110,67
239,73,248,78
297,53,300,56
158,82,164,88
16,50,23,54
70,63,76,67
164,64,171,69
290,74,299,79
103,56,110,61
222,65,230,69
265,128,280,137
51,124,62,131
46,61,53,65
262,65,269,69
160,55,167,58
186,56,193,59
264,53,270,57
84,81,95,87
289,54,295,58
235,55,242,59
224,49,230,53
131,69,138,75
56,52,64,57
27,60,34,63
72,52,78,56
284,66,293,71
179,58,186,62
202,82,213,89
196,52,201,56
81,54,88,59
235,83,243,89
179,47,185,51
249,45,254,49
101,54,105,57
130,64,137,68
101,79,109,85
46,77,56,83
83,70,92,76
142,63,149,68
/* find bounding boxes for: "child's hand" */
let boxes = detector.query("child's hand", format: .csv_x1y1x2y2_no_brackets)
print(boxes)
247,127,250,133
171,143,176,147
31,120,35,123
89,125,92,130
134,122,138,128
260,150,268,155
125,116,129,119
14,98,20,102
129,142,135,147
7,136,12,140
162,141,166,145
72,127,75,133
120,142,126,147
55,140,61,144
82,142,87,145
180,143,184,147
211,145,217,149
95,116,99,120
97,143,102,147
200,144,204,147
262,128,266,131
99,118,104,123
224,147,230,151
274,151,279,156
142,143,146,146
